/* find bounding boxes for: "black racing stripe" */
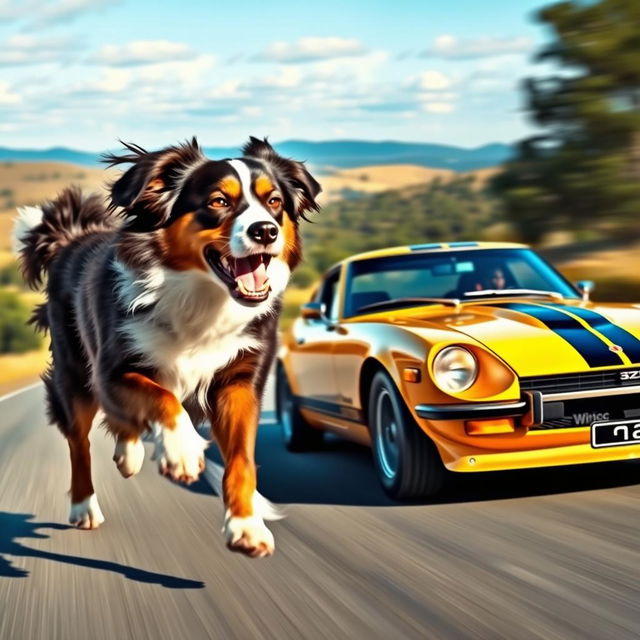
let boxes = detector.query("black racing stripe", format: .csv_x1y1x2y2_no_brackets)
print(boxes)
499,303,623,367
547,305,640,364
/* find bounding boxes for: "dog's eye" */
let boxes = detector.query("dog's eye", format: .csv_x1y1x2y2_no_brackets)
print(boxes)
209,197,229,209
268,196,282,208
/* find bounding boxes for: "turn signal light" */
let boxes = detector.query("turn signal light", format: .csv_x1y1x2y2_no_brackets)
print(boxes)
403,367,421,383
465,418,515,435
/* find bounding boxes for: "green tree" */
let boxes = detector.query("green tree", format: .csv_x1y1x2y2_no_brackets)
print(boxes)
0,291,41,353
493,0,640,242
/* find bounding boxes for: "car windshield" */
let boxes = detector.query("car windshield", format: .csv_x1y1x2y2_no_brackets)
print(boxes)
344,248,579,317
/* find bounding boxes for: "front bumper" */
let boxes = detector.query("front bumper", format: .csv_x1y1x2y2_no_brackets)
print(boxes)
415,390,543,425
442,438,640,472
413,387,640,472
416,398,530,421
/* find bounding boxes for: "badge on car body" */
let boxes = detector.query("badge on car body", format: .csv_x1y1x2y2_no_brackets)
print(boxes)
620,370,640,384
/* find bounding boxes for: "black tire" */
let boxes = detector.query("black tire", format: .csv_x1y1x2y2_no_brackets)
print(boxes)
367,370,446,499
276,364,324,452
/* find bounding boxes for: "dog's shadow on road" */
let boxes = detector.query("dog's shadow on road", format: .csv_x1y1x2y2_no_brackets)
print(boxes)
199,424,640,508
0,512,204,588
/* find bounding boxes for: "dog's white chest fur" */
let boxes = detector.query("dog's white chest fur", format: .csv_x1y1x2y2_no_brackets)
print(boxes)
116,265,267,405
149,326,257,402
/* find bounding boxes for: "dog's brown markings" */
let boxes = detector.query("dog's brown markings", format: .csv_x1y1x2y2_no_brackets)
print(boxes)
119,372,182,428
67,397,98,504
209,354,260,519
146,177,165,194
254,174,274,200
218,176,241,200
281,213,301,269
161,212,231,272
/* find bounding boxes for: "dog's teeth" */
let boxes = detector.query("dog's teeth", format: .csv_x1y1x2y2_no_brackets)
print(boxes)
235,278,270,298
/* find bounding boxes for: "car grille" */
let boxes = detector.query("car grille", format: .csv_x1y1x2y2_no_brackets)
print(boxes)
520,370,640,430
529,392,640,430
520,370,623,394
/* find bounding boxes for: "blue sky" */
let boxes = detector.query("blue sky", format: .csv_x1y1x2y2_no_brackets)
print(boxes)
0,0,555,150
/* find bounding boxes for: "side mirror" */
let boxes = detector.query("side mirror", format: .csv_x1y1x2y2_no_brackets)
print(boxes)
301,302,325,320
576,280,595,302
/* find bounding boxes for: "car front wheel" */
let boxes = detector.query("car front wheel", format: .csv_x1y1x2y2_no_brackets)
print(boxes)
276,364,324,452
368,370,447,499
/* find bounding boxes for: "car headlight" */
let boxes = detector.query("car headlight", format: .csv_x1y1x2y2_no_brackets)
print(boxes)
433,346,478,393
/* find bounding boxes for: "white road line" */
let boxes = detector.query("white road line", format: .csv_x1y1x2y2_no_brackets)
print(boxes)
0,381,42,403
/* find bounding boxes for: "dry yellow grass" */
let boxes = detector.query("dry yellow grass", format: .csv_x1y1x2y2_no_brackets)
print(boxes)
0,347,48,397
546,241,640,282
318,164,455,202
318,163,500,203
0,161,117,251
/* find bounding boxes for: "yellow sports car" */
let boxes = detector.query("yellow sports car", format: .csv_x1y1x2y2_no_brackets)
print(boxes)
276,242,640,498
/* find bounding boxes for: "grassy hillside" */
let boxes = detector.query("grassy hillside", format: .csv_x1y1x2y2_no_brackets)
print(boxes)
298,174,504,276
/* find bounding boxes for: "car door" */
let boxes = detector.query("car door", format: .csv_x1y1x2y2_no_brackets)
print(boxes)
288,267,341,407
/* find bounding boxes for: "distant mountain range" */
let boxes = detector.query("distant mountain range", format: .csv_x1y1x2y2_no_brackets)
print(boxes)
0,140,512,172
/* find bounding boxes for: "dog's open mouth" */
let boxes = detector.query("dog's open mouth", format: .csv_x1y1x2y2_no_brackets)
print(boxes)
204,247,272,304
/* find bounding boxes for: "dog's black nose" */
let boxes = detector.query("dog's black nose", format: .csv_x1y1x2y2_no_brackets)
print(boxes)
247,221,278,245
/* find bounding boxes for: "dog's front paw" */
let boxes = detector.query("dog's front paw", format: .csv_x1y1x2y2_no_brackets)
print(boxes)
113,437,145,478
69,494,105,530
223,514,275,558
152,413,208,484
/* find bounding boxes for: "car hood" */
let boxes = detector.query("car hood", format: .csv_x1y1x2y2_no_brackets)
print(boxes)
401,299,640,377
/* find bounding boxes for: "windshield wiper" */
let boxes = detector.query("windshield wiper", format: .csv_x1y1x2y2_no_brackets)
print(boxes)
356,297,461,313
462,289,564,301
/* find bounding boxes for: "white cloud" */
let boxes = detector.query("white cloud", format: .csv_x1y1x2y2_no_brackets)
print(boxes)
0,0,29,20
92,40,196,67
0,34,80,66
135,54,216,86
4,0,119,30
93,68,130,93
206,80,249,101
416,70,453,91
256,66,303,89
261,37,367,63
0,82,21,104
311,50,389,83
425,35,532,60
423,102,454,113
241,106,262,117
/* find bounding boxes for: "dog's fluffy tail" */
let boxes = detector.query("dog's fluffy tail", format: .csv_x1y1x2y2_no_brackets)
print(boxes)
13,186,120,290
203,460,286,521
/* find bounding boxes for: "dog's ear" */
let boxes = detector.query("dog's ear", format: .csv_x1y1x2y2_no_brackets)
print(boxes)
103,138,204,230
109,147,162,209
242,136,321,221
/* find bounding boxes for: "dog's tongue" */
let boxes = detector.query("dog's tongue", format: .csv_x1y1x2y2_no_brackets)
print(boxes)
234,254,267,291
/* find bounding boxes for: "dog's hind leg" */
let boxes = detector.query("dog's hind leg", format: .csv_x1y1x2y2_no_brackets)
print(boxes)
45,373,104,529
66,397,104,529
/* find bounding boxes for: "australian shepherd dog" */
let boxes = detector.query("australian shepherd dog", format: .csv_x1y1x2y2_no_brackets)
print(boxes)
13,137,321,558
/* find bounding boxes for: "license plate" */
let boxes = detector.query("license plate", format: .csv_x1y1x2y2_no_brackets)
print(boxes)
591,419,640,448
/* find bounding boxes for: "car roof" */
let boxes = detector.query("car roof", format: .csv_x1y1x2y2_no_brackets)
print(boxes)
336,241,529,267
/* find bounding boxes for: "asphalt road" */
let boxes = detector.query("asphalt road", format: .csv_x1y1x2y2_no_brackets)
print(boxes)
1,382,639,640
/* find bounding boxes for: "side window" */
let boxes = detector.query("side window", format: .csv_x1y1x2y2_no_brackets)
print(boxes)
318,270,341,321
